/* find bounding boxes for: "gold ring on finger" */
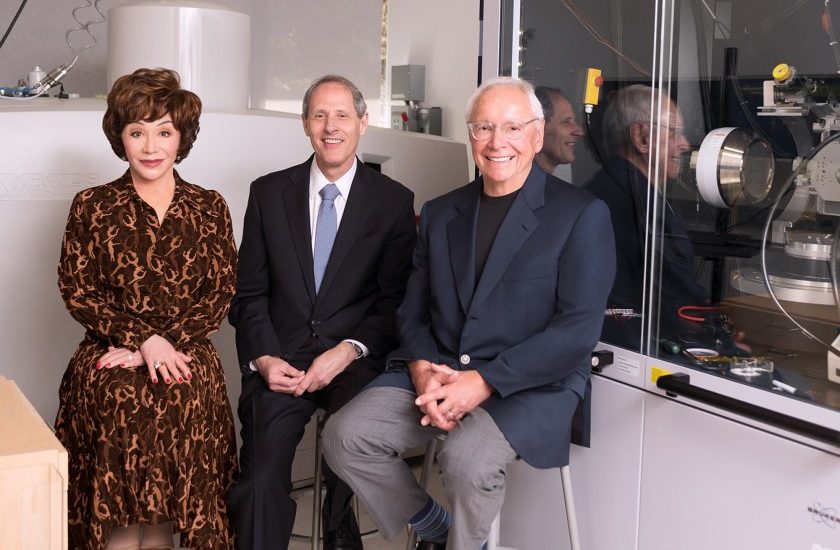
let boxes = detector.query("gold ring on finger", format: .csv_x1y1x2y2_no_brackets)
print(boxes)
154,361,163,370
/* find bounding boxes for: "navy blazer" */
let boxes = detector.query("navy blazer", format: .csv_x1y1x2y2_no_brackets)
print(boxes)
229,156,417,375
374,164,616,468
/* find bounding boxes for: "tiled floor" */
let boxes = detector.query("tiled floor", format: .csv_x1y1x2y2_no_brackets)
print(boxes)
170,460,443,549
288,460,446,550
287,485,405,550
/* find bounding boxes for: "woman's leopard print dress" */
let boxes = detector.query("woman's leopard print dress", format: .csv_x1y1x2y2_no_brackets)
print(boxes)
55,172,238,549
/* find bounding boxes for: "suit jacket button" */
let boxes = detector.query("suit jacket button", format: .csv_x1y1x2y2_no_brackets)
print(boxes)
460,354,470,365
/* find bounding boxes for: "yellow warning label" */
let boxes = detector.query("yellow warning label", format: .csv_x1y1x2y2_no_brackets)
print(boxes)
650,366,673,384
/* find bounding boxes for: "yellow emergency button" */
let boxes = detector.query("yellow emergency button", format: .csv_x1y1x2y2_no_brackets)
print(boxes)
584,67,603,106
772,63,791,82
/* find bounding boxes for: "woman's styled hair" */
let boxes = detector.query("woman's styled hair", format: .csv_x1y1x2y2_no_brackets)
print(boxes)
102,67,202,163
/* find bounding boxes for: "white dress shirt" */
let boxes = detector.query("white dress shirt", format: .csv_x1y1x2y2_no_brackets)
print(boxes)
249,158,368,372
308,158,356,252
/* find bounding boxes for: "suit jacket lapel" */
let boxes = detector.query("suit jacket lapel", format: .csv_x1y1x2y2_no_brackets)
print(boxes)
284,160,316,305
447,182,481,314
469,167,545,314
316,160,374,301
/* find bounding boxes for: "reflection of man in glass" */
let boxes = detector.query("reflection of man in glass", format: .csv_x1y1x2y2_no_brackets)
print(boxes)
586,85,746,353
534,86,584,174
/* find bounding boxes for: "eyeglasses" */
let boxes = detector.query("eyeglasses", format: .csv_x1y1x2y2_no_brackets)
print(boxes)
466,118,540,141
633,121,686,140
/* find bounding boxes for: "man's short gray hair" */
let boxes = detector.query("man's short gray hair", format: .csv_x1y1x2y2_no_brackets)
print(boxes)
465,77,544,121
602,84,670,156
302,74,367,118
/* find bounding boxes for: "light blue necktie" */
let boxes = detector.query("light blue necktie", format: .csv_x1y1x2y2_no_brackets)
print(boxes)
313,183,340,293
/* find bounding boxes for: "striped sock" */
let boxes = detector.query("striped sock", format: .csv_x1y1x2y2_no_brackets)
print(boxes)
409,497,451,544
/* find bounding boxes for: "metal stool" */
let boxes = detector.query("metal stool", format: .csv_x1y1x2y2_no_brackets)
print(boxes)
290,410,327,550
406,434,581,550
290,410,377,550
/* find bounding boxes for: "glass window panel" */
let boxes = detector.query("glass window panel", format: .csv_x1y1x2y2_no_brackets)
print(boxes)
512,0,840,414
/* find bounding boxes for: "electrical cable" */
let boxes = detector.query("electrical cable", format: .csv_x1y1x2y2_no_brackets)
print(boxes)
696,0,732,38
559,0,651,77
725,185,796,231
759,130,840,357
830,218,840,315
0,0,28,52
677,305,721,323
743,0,812,35
0,0,105,101
821,0,840,74
65,0,106,59
584,111,606,166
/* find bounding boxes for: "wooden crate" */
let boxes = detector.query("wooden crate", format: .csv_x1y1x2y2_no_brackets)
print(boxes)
0,376,68,550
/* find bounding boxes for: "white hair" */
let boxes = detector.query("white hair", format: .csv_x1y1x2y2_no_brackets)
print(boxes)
602,84,672,156
465,76,544,121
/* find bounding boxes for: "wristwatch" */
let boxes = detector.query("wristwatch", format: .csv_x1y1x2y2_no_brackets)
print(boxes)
349,341,365,359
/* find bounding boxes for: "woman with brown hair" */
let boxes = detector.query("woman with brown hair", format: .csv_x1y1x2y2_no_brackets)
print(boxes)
55,67,237,550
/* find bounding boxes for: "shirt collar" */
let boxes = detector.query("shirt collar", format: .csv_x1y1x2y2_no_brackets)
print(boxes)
309,157,357,200
118,169,206,213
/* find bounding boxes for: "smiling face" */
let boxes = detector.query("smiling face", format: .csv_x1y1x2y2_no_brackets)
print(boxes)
121,115,180,186
469,85,544,195
655,102,689,180
302,81,368,181
538,95,584,169
632,100,689,181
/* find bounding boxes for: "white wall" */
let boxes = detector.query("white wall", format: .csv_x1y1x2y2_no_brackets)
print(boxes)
248,1,385,122
0,1,481,138
387,0,480,149
0,1,384,121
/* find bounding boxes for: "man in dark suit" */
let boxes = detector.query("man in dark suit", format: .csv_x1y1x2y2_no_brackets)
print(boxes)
323,77,616,550
228,75,417,550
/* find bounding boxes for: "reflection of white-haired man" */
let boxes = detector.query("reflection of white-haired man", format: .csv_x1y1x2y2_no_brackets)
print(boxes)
534,86,584,174
322,77,616,550
585,84,749,352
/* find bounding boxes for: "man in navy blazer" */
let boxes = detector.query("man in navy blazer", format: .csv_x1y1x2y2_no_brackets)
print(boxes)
323,77,616,550
228,75,416,550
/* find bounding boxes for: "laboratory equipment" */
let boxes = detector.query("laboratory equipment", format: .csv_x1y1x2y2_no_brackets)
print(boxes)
486,0,840,548
391,64,443,135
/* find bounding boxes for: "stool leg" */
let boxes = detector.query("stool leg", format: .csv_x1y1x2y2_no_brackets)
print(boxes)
560,464,580,550
487,512,518,550
353,494,360,526
487,513,501,549
312,416,325,550
405,438,439,550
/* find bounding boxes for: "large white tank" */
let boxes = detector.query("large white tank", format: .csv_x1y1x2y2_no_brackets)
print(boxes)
107,0,250,110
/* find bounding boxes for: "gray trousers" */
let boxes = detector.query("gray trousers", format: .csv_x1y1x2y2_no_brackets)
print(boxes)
322,386,518,550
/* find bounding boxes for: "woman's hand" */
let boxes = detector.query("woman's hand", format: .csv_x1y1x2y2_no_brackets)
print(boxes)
140,334,193,385
96,346,145,369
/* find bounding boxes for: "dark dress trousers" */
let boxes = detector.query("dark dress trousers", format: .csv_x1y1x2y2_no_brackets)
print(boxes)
228,156,416,549
373,164,616,469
